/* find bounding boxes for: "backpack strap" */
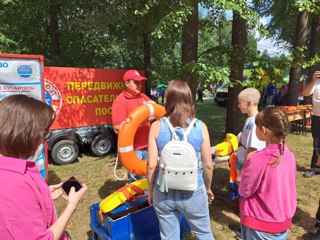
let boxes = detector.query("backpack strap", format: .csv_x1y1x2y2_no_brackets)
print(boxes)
184,118,198,140
163,117,179,140
164,117,198,141
185,118,201,165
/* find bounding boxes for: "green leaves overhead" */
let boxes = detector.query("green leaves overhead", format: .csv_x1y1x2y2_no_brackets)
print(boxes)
0,0,318,87
295,0,320,13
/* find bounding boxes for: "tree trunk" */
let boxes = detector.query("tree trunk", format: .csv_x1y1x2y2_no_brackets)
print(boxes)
143,33,151,97
286,11,308,106
181,0,198,100
226,12,247,135
309,15,320,80
218,21,223,67
48,1,61,58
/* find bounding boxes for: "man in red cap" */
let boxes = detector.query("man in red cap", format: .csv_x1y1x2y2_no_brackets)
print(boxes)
112,69,153,182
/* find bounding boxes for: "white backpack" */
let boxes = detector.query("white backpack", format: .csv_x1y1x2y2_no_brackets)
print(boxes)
157,117,199,192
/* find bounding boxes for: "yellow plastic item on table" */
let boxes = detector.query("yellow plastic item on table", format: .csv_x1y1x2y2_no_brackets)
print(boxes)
99,178,148,213
215,133,238,157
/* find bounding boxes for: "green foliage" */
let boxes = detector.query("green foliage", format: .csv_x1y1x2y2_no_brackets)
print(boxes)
203,0,268,38
192,62,230,84
252,0,297,44
151,2,192,39
301,54,320,69
295,0,320,12
0,0,297,90
0,33,16,52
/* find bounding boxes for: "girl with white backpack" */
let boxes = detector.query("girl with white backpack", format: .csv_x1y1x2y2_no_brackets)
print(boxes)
147,80,215,240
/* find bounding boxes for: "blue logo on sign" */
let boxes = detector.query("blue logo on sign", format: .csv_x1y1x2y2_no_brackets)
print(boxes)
0,62,9,68
17,64,33,78
45,90,52,106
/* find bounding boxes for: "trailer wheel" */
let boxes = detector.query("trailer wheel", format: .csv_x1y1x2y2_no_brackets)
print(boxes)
51,140,79,164
91,134,114,157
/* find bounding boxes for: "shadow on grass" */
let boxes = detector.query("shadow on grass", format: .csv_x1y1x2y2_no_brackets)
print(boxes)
48,169,63,184
87,230,91,239
98,178,127,199
296,163,312,173
211,166,241,235
299,235,320,240
293,207,317,232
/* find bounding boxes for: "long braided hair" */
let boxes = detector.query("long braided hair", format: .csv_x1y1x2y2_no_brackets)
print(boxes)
255,107,290,166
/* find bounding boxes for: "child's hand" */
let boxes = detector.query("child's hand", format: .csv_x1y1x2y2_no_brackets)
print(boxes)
236,173,242,183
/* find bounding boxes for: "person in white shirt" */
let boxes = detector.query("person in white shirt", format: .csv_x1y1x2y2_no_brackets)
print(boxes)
236,88,266,181
302,70,320,178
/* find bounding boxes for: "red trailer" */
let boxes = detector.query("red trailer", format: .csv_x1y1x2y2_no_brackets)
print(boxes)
44,66,130,164
1,53,145,166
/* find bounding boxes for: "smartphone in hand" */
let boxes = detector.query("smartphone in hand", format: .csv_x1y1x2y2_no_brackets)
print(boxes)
61,176,82,195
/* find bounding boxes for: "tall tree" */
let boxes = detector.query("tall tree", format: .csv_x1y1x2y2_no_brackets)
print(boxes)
286,10,308,105
143,33,152,94
181,0,198,98
47,0,61,59
309,15,320,79
253,0,320,105
226,12,247,134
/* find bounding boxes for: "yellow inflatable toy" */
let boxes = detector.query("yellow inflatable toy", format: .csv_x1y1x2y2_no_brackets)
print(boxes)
215,133,238,157
99,178,148,213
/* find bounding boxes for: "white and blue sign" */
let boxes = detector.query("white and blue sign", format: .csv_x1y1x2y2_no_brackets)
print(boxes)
0,55,46,180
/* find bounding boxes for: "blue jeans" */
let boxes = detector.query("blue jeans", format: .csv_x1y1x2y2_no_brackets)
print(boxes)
242,225,287,240
153,184,214,240
128,148,148,183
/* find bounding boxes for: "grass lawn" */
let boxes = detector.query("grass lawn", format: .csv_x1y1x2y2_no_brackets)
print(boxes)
50,98,320,240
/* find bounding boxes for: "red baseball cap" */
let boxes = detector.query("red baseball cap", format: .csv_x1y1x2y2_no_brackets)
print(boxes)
123,70,147,81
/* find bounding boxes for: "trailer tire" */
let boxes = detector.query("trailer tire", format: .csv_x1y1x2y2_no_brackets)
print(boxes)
51,140,79,164
91,134,114,157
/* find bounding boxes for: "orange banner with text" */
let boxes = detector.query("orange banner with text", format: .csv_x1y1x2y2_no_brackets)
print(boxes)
44,67,145,130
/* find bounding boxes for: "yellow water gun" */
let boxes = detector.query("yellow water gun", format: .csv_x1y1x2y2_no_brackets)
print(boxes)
99,178,148,213
215,133,238,157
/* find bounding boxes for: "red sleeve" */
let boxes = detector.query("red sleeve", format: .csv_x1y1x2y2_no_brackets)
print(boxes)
112,96,128,125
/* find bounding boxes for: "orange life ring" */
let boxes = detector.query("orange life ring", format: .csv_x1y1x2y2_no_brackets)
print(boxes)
117,103,166,176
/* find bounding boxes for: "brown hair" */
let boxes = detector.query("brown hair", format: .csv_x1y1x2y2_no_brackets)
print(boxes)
255,107,289,165
164,80,195,127
0,95,55,159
